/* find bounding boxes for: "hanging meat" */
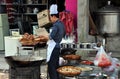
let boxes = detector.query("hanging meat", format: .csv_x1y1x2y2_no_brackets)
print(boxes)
59,11,74,35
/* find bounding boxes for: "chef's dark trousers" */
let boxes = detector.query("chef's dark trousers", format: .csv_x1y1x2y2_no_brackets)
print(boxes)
48,47,60,79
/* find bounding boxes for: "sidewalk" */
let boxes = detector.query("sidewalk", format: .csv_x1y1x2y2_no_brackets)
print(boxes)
0,51,9,70
0,51,9,79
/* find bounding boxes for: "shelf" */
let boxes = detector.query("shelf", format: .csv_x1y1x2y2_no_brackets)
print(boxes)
1,0,48,29
12,13,22,15
12,13,38,15
31,22,38,25
61,47,98,51
9,23,15,25
74,48,98,51
22,4,47,6
0,3,47,6
23,13,37,15
0,3,21,6
61,43,99,51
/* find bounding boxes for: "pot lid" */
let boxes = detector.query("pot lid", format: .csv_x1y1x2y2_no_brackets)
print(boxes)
97,1,120,13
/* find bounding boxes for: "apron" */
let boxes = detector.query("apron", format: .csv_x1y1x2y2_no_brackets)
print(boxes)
46,39,56,62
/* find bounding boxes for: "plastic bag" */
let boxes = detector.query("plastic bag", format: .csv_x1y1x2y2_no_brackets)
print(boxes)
103,54,120,78
103,55,119,72
94,46,112,67
59,57,67,66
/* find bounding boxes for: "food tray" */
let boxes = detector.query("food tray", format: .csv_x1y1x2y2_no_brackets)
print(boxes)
57,66,81,77
63,54,81,60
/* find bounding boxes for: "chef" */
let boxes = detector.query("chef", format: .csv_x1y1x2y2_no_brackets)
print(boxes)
47,4,66,79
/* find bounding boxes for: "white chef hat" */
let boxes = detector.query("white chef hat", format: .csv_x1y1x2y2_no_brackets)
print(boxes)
50,4,58,14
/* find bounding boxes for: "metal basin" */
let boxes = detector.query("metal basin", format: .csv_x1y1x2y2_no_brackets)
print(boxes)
5,55,45,67
60,48,77,56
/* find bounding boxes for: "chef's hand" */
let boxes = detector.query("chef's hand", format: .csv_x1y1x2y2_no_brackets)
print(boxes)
39,35,49,41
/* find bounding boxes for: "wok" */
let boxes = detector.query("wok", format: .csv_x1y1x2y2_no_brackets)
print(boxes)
60,48,77,56
5,55,46,67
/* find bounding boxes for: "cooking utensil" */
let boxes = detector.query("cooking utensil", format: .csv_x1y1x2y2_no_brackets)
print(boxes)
5,55,45,67
95,1,120,37
60,48,77,56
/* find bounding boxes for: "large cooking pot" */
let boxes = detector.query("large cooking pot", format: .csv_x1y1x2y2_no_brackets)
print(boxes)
95,1,120,37
5,55,45,67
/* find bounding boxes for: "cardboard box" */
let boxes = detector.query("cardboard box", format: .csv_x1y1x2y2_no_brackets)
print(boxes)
37,9,51,27
35,28,49,36
0,73,8,79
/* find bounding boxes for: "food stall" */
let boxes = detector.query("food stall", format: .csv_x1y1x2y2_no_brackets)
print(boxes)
4,27,49,79
3,0,120,79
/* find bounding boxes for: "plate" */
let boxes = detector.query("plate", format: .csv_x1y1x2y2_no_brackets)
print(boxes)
80,60,93,65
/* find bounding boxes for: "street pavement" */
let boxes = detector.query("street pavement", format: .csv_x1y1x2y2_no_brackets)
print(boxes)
0,51,9,70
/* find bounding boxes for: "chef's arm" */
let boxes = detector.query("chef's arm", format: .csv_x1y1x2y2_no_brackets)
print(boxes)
49,25,57,40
